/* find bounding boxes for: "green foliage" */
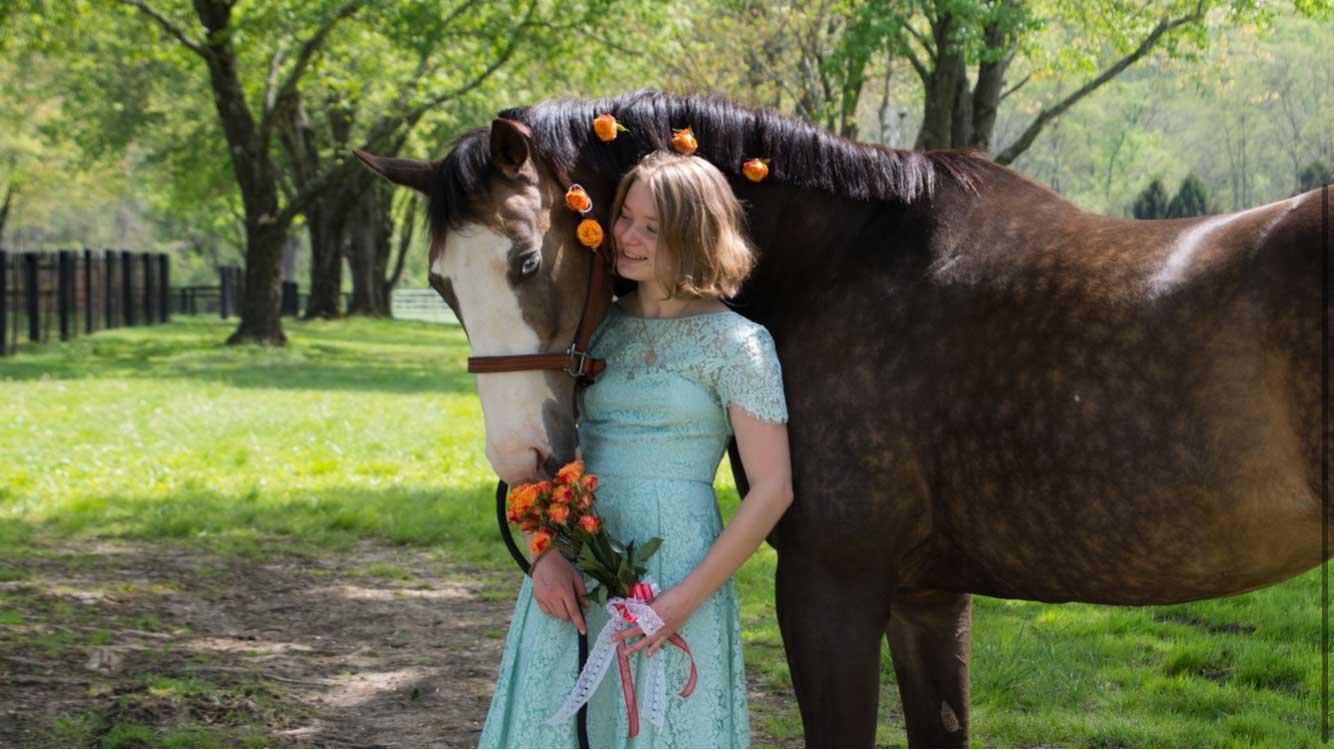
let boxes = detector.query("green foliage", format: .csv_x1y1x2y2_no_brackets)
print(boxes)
1167,173,1217,217
1298,160,1332,192
1132,178,1171,219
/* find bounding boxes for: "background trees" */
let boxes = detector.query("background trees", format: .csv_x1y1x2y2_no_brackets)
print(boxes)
3,0,1330,344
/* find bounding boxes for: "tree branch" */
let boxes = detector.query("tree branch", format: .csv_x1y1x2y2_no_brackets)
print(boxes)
995,5,1206,165
901,39,930,84
115,0,207,58
999,70,1031,101
258,0,368,148
263,42,288,118
275,0,540,227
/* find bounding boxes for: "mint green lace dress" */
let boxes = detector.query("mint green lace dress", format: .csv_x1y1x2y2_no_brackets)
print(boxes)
478,305,788,749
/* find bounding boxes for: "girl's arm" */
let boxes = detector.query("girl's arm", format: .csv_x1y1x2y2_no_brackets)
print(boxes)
618,405,792,655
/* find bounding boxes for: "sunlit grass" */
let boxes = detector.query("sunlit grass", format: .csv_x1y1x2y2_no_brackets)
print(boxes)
2,315,1326,747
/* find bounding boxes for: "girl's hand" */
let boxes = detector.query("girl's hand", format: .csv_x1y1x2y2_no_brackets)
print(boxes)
532,552,590,635
613,586,701,657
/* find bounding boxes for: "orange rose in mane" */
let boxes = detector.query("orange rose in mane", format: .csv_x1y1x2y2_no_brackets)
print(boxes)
577,219,604,248
671,127,698,155
565,185,593,213
742,158,769,182
592,113,626,142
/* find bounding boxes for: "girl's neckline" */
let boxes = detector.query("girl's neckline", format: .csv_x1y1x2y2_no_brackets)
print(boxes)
611,302,734,321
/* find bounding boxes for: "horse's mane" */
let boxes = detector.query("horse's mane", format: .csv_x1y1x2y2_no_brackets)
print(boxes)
431,89,993,235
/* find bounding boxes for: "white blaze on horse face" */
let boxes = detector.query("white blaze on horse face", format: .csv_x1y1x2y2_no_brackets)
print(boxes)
435,223,557,485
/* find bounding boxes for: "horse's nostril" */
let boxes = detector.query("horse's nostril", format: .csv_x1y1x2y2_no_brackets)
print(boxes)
541,452,569,479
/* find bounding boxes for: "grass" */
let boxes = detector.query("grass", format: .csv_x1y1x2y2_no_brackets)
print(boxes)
2,315,1327,747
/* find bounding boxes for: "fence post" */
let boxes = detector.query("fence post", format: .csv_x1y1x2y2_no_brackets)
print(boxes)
218,265,231,319
159,254,170,323
23,252,39,343
140,253,152,326
103,250,114,329
58,250,72,341
0,250,7,356
121,251,135,326
83,249,94,333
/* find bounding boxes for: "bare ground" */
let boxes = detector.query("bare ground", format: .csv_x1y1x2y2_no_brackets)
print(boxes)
0,541,799,748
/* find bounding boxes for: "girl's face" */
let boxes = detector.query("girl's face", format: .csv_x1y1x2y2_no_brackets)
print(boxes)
613,179,672,284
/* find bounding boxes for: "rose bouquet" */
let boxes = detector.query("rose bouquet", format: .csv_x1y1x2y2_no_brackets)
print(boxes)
506,460,696,738
506,459,661,606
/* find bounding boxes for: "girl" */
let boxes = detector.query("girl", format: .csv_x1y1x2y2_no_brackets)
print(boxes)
480,150,792,748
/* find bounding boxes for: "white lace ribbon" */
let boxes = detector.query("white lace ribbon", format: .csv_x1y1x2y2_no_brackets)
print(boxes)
545,577,673,731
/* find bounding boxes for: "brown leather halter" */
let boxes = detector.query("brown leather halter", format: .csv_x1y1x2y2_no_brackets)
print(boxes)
465,246,613,383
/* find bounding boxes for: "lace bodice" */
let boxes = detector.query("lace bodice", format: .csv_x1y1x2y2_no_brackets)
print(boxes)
577,305,789,484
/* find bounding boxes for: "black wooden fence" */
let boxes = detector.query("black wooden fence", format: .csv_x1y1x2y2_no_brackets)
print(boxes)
0,249,170,356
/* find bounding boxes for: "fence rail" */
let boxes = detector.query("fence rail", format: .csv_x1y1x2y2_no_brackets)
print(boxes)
390,288,459,325
0,249,170,356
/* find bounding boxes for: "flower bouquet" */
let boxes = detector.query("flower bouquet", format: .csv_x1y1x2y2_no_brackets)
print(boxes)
506,460,697,738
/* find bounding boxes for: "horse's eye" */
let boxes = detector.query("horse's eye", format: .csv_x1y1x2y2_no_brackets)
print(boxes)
520,253,541,277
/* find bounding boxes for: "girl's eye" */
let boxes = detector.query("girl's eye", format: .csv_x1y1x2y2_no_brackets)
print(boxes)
645,225,657,235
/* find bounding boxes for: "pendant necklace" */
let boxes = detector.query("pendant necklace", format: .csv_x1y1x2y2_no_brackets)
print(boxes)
639,317,658,366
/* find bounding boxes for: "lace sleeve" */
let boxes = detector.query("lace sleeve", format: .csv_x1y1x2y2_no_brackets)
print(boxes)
717,323,789,427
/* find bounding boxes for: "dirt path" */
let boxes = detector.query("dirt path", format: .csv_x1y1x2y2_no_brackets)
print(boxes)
0,541,798,748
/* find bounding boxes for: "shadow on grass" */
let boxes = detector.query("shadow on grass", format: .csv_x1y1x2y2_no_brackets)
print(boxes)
0,316,478,395
0,480,520,571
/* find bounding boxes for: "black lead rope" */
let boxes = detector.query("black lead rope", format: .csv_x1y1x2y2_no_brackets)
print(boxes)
495,479,591,749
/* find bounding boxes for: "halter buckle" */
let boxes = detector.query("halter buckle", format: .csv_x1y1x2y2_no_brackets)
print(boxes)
564,343,591,378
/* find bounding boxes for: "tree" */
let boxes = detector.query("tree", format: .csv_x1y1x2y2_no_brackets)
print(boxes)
1298,160,1333,193
1167,173,1216,217
1132,178,1170,219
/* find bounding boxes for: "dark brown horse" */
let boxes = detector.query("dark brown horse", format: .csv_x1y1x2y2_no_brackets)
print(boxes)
357,89,1329,747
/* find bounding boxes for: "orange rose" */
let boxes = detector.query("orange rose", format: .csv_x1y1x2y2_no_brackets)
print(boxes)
520,515,540,532
671,127,698,155
592,114,626,142
532,480,552,495
551,485,574,505
578,473,598,492
530,528,553,556
556,459,585,485
742,158,769,182
506,484,537,522
549,503,570,525
578,515,601,534
564,184,592,213
577,218,604,248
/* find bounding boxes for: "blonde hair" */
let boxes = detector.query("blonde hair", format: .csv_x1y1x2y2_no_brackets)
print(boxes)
609,151,757,300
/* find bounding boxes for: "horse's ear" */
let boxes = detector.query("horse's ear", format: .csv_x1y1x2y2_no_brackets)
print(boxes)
490,118,532,179
353,150,437,195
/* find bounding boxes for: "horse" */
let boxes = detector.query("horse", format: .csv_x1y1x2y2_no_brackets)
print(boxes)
355,89,1329,747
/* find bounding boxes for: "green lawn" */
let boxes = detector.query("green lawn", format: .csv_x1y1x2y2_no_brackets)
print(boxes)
1,316,1326,747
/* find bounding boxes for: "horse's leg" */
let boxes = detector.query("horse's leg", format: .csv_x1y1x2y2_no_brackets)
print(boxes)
776,549,891,748
885,588,972,748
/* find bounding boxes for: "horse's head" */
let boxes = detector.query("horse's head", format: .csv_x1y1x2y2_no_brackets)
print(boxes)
356,118,607,485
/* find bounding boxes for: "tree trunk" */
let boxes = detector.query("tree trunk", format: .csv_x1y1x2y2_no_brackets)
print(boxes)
195,0,288,345
969,2,1018,152
304,203,346,318
914,11,962,150
346,184,392,316
226,221,288,345
0,183,13,245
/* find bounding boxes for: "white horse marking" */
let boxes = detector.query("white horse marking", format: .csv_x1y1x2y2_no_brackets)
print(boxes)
437,223,560,485
1146,199,1298,299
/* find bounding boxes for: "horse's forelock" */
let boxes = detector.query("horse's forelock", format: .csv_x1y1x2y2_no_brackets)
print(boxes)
429,127,494,243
